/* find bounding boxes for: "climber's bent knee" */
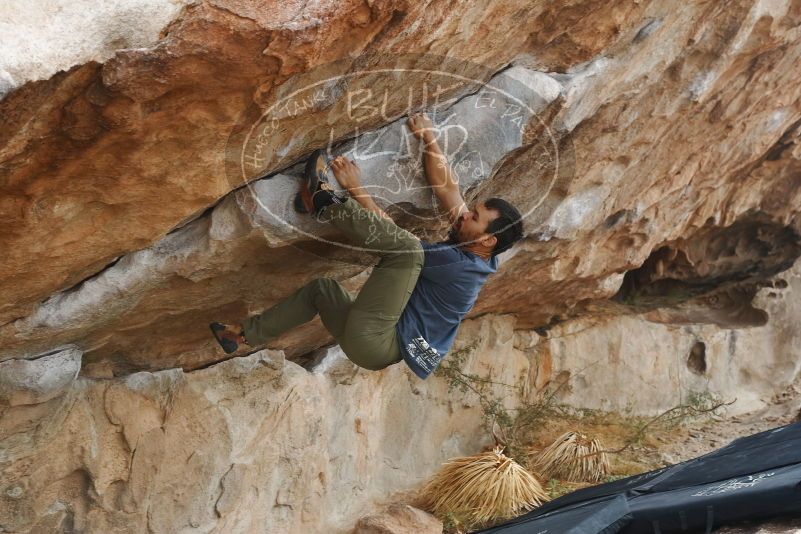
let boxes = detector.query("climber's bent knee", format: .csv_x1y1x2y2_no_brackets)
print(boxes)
339,330,403,371
313,277,338,292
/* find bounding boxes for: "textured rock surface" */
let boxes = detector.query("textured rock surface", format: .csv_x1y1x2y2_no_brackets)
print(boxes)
0,347,81,407
519,259,801,416
2,0,801,532
352,504,442,534
716,517,801,533
0,346,517,533
0,64,562,373
3,0,801,375
0,0,193,92
438,260,801,417
718,519,801,534
0,0,576,327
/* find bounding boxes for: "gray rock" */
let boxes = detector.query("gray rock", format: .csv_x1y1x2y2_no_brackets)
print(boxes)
0,347,81,406
0,68,15,101
353,504,443,534
241,66,562,246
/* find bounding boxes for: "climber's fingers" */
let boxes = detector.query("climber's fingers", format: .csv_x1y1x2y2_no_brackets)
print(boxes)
327,155,359,172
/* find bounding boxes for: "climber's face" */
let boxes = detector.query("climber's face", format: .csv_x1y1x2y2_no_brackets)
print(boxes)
448,202,500,245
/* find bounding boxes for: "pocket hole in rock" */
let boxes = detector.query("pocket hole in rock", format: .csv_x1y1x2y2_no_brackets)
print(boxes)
687,341,707,375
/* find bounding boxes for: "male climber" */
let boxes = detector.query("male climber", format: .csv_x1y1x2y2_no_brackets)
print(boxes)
210,112,523,379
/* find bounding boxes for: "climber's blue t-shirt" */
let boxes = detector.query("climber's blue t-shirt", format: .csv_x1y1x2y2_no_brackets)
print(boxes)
396,240,498,379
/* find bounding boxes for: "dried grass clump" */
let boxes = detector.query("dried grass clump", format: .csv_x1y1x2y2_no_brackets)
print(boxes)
531,431,611,483
418,447,548,526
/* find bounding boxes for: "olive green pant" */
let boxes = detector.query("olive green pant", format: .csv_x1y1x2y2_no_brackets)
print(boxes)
242,199,424,370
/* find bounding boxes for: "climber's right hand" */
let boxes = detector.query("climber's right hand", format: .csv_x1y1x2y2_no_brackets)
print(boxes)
407,112,436,143
330,156,362,191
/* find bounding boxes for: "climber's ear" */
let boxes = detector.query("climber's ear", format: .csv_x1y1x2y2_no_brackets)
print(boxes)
479,233,497,250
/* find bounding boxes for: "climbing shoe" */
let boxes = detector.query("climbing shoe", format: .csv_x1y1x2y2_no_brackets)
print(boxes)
294,149,346,216
209,322,247,354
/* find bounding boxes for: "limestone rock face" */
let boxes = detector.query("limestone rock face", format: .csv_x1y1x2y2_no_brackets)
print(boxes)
0,0,194,92
352,504,442,534
519,259,801,416
0,347,81,407
2,0,801,533
0,63,563,373
3,0,801,374
0,346,511,533
0,0,586,327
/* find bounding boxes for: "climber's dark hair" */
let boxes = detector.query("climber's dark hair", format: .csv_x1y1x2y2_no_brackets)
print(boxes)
484,197,524,257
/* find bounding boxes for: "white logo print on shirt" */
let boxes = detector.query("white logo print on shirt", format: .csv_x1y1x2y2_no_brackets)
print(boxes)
407,336,441,373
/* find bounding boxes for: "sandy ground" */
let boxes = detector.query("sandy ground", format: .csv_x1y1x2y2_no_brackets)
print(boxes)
405,382,801,533
658,382,801,465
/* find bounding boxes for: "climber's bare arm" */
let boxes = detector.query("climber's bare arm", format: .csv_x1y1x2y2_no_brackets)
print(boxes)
330,156,391,220
406,112,467,224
